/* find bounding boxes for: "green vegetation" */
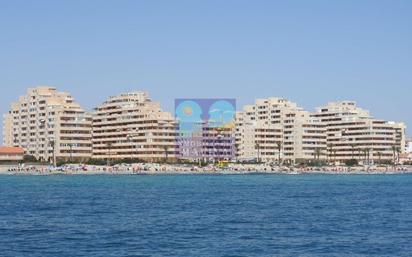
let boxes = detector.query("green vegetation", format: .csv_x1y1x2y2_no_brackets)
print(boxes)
345,159,358,167
22,155,40,163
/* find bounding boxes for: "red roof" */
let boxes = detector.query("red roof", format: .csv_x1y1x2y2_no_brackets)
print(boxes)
0,146,25,154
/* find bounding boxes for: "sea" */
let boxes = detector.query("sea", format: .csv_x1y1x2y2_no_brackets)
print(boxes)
0,174,411,257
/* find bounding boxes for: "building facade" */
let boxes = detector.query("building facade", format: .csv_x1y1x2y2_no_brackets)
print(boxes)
174,99,237,163
2,113,13,147
92,92,177,162
400,140,412,164
177,123,235,163
3,87,92,162
407,140,412,153
0,146,24,162
236,98,326,164
3,87,408,166
312,101,406,164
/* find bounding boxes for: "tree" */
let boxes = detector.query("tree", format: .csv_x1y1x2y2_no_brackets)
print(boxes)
366,148,370,165
163,146,169,163
345,159,358,167
49,140,56,167
106,142,113,166
396,147,401,164
377,152,382,164
362,148,371,165
391,145,397,165
277,141,282,165
350,144,356,160
255,143,260,163
23,155,38,163
314,148,322,166
328,144,333,164
86,159,107,166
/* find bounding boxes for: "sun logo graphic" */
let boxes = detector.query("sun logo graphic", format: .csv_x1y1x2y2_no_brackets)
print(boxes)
175,100,203,136
175,98,236,160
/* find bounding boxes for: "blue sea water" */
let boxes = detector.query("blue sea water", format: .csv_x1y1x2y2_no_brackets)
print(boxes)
0,174,411,257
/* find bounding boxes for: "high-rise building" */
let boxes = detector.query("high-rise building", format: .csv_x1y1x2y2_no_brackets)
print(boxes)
236,98,326,164
312,101,406,164
3,86,92,162
177,122,235,163
92,92,177,162
175,98,236,163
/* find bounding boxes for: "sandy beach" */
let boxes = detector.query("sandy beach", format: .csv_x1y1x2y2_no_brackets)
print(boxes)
1,163,411,175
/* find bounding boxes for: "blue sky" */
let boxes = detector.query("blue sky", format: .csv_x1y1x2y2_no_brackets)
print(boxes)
1,0,411,138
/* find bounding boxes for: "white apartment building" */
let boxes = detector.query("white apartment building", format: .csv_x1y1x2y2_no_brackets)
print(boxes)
183,124,235,162
92,92,177,162
236,98,326,164
406,140,412,153
3,87,92,162
312,101,406,164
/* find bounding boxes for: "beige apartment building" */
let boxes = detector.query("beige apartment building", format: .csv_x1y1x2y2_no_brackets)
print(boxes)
92,92,177,162
3,113,13,147
3,87,92,163
312,101,406,164
236,98,326,164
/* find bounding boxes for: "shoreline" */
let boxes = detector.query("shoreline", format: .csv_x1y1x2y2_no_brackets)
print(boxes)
1,164,412,176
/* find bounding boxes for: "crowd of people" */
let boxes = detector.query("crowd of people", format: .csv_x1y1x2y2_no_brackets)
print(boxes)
1,162,411,175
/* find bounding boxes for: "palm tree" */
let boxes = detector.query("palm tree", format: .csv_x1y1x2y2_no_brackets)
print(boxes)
49,140,56,167
362,149,367,165
391,145,397,165
351,144,356,160
365,148,370,165
163,146,169,163
368,148,371,165
377,151,382,164
396,146,401,164
328,144,333,164
314,148,322,165
68,143,73,163
255,143,261,163
106,142,113,166
277,141,282,165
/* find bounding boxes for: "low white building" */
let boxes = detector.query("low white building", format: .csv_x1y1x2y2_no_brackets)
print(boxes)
401,140,412,164
0,146,24,162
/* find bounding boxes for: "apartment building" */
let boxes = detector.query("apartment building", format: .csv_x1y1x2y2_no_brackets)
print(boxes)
2,113,13,147
312,101,406,164
174,98,236,162
3,86,92,162
177,122,235,162
235,110,282,163
402,140,412,164
236,98,326,164
92,92,177,162
407,140,412,153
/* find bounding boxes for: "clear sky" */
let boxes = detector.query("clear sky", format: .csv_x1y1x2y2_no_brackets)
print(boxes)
1,0,411,139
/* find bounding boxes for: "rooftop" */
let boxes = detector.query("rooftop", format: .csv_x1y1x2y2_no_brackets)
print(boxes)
0,147,25,155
